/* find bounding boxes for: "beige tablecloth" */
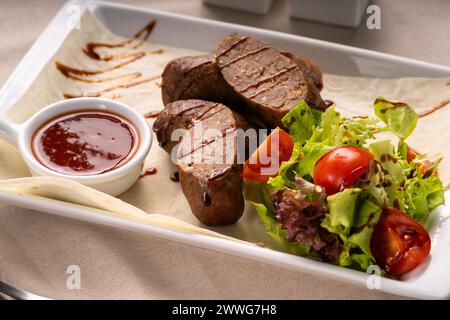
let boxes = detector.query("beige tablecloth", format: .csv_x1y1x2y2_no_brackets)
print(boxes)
0,0,448,300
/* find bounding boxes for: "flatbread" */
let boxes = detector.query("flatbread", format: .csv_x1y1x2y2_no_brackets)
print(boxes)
0,11,449,249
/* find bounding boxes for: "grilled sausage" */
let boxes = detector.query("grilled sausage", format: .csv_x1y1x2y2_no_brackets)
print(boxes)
161,50,324,115
161,54,242,108
215,34,326,128
281,51,323,91
153,99,251,226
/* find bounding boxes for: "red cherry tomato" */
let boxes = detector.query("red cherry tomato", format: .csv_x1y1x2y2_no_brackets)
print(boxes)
406,145,437,176
406,145,420,162
370,208,431,276
313,146,374,195
242,128,294,183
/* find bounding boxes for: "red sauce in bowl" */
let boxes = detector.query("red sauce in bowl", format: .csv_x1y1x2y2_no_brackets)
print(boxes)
32,110,138,175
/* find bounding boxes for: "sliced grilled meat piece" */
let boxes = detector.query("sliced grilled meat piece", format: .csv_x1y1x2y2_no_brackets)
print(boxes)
216,34,326,128
161,54,242,108
153,99,251,226
281,52,323,91
161,51,324,106
153,99,220,153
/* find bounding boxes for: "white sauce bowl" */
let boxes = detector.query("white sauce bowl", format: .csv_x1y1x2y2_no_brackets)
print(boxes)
0,98,152,196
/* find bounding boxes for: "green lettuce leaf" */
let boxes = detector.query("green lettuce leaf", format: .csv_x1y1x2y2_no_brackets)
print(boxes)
321,188,362,238
374,97,418,139
397,139,408,161
267,143,303,189
244,181,312,256
338,250,375,270
308,106,374,147
359,163,388,208
369,140,408,210
323,193,380,270
369,140,406,183
319,106,341,139
405,174,445,221
294,142,332,179
347,198,381,259
281,100,321,144
288,104,377,180
284,102,377,150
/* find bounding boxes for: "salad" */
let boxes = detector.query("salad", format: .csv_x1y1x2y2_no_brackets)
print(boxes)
243,98,445,277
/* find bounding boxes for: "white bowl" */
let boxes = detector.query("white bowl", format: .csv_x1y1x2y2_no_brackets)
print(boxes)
0,98,152,196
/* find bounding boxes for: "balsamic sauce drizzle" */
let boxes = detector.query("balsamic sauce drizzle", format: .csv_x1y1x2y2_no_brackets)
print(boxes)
170,171,180,182
56,19,162,98
143,110,162,119
138,167,158,179
82,20,157,61
418,98,450,118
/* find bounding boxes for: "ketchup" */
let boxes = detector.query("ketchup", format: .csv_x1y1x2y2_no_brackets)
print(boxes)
32,110,138,175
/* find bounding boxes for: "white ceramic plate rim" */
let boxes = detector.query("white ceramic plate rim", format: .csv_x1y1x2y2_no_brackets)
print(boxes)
0,0,449,299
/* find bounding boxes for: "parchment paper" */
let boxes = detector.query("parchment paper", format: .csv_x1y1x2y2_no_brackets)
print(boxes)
0,11,449,250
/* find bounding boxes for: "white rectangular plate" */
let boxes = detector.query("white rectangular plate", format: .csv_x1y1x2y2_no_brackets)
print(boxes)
0,0,449,299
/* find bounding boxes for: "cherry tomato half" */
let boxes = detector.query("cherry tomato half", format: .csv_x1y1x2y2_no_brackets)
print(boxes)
242,128,294,183
313,146,374,195
370,208,431,276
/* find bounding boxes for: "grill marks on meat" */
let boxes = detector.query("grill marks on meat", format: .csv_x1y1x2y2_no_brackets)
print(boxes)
271,178,344,262
157,35,328,226
153,100,221,153
239,65,298,94
281,52,323,91
177,126,237,160
161,54,243,109
219,45,271,68
161,35,326,129
216,34,326,128
216,36,249,57
153,100,252,226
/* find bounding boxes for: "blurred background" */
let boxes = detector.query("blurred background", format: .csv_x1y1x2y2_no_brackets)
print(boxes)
1,0,449,89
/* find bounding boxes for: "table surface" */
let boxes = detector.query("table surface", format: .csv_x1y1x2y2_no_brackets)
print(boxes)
0,0,448,300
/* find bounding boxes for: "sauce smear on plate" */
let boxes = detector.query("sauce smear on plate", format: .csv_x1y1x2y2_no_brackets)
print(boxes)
32,110,138,175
